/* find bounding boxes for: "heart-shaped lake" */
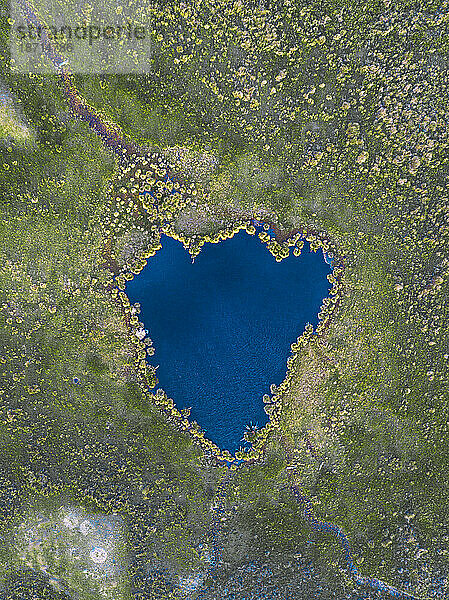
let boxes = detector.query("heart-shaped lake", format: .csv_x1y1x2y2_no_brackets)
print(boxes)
125,227,332,453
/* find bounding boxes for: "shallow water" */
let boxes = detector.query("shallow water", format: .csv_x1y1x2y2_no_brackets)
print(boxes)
126,229,331,452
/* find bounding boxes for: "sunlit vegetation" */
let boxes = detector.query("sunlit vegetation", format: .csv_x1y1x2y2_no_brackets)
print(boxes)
0,0,448,598
0,91,32,143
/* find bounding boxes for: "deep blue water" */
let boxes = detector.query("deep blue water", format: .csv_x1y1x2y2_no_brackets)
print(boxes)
125,229,331,453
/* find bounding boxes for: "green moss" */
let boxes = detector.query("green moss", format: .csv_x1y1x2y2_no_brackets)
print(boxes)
1,1,448,597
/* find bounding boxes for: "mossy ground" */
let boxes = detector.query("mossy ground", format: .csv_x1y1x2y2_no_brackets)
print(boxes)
1,0,448,598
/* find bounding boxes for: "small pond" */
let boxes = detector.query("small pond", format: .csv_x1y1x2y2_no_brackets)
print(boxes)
125,227,332,452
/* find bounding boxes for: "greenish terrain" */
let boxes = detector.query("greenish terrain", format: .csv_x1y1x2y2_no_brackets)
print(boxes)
0,0,448,598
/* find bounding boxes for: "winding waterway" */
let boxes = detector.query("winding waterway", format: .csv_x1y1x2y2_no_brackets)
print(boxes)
14,3,425,597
